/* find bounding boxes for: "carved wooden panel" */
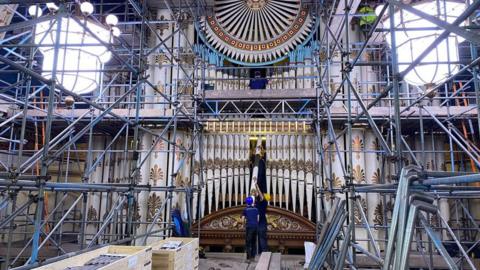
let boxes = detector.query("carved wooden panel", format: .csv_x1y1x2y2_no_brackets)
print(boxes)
192,206,315,249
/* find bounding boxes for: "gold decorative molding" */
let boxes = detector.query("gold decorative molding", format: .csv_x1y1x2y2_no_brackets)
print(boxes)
373,200,394,226
371,168,381,184
204,120,312,135
353,198,367,224
352,164,366,184
305,160,314,173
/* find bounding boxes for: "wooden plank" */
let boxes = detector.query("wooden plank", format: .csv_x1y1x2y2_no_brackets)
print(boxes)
269,253,281,270
254,252,271,270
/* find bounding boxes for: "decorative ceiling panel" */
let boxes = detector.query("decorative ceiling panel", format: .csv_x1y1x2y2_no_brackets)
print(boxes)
201,0,314,63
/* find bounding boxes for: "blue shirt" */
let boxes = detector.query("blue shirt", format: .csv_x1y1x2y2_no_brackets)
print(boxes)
250,78,268,90
243,206,259,228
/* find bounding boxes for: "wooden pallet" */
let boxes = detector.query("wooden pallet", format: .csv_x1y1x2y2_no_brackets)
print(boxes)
34,245,152,270
150,237,199,270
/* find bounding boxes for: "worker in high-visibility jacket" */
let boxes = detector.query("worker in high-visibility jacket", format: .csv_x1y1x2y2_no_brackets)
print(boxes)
358,5,377,30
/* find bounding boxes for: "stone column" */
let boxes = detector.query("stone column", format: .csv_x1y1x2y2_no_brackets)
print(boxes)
136,132,152,244
364,130,381,251
85,137,106,245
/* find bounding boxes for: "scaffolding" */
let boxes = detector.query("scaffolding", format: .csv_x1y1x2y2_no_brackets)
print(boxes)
0,0,478,269
0,0,205,268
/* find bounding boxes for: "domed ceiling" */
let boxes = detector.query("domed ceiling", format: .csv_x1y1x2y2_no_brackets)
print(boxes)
201,0,314,64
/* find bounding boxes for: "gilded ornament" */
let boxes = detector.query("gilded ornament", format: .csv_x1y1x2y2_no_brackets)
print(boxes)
371,168,381,184
352,135,364,160
149,164,164,186
214,158,221,170
175,138,184,161
353,198,368,224
319,50,327,62
305,161,314,173
123,200,141,227
297,160,305,171
206,159,214,170
331,172,342,188
352,165,366,184
282,159,289,170
87,205,97,222
203,213,309,232
155,53,168,65
156,15,170,36
175,173,183,187
147,193,163,223
290,159,297,171
270,160,277,169
373,200,394,226
152,139,165,159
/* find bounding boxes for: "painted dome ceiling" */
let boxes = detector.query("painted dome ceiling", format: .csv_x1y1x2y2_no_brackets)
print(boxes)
201,0,314,63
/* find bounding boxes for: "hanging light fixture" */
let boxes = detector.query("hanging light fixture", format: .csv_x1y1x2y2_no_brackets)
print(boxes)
30,2,121,95
28,5,43,17
46,2,59,12
377,1,465,86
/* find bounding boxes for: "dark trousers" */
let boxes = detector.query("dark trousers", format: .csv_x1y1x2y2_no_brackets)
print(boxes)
245,226,258,259
258,225,268,252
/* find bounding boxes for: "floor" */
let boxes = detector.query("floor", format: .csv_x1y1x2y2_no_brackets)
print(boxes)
199,252,306,270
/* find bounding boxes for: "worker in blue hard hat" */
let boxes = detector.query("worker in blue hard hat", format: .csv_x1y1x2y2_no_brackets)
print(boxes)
242,196,259,263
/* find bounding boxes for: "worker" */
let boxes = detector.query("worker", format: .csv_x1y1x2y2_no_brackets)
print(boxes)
242,196,259,262
257,193,270,253
250,70,268,90
358,5,377,31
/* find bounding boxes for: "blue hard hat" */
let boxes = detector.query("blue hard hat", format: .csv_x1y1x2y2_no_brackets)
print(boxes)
245,196,253,205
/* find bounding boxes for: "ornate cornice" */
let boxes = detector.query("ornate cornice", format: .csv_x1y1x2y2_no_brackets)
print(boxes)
204,120,313,135
193,205,315,241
